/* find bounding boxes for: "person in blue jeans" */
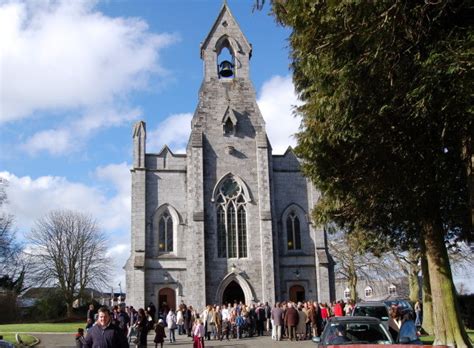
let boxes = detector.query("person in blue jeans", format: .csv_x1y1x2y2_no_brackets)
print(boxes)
398,310,422,345
236,314,245,339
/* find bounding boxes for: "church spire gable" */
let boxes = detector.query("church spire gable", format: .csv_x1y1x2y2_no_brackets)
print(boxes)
201,3,252,81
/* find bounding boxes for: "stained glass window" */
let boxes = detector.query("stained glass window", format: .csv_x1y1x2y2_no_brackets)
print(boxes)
215,177,247,258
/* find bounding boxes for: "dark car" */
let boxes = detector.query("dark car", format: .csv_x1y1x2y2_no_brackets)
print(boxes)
313,316,393,346
351,302,390,329
384,299,414,314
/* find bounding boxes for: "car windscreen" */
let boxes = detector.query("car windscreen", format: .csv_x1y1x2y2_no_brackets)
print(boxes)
352,306,389,320
323,322,392,345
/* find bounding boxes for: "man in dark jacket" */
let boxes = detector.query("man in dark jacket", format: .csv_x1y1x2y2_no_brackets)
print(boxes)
84,307,129,348
284,303,299,341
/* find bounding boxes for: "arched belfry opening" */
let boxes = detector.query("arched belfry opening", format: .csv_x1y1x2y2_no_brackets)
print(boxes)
216,37,235,78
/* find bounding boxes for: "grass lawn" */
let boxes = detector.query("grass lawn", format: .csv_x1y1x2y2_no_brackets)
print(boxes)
420,329,474,344
0,322,84,333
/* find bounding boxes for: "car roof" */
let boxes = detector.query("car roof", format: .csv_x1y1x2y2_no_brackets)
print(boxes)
354,301,388,306
327,316,382,324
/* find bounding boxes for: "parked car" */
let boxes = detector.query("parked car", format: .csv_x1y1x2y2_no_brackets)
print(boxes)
351,302,390,329
313,316,393,346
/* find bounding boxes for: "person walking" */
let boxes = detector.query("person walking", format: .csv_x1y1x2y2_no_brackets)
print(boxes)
83,307,129,348
166,309,177,343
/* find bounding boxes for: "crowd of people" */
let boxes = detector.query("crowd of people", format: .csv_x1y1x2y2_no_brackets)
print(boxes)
77,298,422,348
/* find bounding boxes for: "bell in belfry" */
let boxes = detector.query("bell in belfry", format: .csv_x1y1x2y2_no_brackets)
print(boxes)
218,60,234,78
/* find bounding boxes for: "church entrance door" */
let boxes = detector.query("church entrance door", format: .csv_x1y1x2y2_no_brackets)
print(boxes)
222,281,245,304
289,285,305,303
158,287,176,314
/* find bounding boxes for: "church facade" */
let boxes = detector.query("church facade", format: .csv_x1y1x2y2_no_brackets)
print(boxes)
125,3,333,312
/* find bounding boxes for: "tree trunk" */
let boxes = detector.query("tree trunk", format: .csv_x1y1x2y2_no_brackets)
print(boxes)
66,302,73,319
420,238,434,335
408,248,421,303
348,260,358,301
408,267,420,303
422,218,471,347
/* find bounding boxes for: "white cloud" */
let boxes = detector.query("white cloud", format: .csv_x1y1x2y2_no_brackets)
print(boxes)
106,242,130,292
257,75,302,154
22,107,141,155
148,112,193,153
0,0,177,123
0,163,131,233
94,162,131,230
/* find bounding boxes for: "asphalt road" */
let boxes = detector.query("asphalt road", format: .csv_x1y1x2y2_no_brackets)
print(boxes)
32,332,316,348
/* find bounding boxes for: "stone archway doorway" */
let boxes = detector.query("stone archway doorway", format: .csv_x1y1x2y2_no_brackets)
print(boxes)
289,285,305,303
158,287,176,314
222,281,245,304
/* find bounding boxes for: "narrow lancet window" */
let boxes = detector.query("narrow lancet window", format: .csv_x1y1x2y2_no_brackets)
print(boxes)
287,211,301,250
158,211,173,252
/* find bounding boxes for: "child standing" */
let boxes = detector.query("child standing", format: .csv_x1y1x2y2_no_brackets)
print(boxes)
153,319,166,348
193,319,205,348
75,328,86,348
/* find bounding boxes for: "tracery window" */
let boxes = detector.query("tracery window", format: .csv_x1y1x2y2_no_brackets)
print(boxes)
216,177,247,258
388,284,397,295
158,210,173,252
286,211,301,250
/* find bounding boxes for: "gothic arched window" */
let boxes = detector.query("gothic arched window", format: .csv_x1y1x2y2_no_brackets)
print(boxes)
216,177,247,258
286,211,301,250
158,210,173,252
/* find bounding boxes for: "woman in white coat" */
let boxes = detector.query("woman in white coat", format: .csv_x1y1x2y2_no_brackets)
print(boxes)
166,309,177,343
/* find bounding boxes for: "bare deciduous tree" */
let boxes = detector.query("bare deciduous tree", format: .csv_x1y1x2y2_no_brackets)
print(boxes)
0,178,27,294
27,209,111,318
329,230,404,301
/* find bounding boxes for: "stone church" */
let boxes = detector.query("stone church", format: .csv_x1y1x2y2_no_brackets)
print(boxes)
125,3,333,312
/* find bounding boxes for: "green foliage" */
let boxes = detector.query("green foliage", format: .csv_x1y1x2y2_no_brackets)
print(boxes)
0,272,26,295
272,0,473,246
29,289,67,321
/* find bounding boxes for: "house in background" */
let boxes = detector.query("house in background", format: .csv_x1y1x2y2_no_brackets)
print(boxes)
335,277,412,302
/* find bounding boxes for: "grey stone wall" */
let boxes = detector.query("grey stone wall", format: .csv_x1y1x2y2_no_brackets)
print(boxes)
126,3,333,312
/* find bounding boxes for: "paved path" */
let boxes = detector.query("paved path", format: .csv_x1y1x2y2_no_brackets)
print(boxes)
32,332,316,348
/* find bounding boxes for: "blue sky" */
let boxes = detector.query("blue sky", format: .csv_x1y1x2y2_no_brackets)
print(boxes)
1,0,472,294
0,0,301,291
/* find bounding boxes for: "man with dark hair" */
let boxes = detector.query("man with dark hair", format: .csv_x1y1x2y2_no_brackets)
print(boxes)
84,307,129,348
